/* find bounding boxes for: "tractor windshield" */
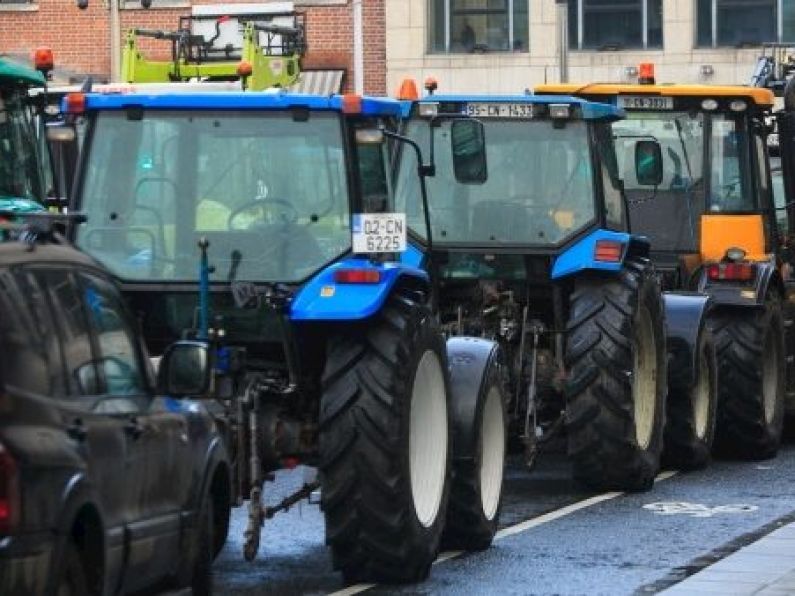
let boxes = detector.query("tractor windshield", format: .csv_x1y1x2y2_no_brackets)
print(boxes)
76,110,351,283
0,85,48,205
396,118,597,247
612,111,753,252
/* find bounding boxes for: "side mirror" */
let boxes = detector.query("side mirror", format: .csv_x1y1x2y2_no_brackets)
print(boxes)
157,341,211,397
635,140,663,186
450,119,487,184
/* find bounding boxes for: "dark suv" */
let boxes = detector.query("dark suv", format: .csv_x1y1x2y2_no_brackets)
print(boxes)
0,222,231,595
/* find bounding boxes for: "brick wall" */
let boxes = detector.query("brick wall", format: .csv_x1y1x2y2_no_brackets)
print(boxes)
0,0,386,93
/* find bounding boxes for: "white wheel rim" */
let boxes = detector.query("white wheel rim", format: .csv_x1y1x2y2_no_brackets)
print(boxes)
409,350,448,528
633,304,658,450
693,348,711,440
763,331,779,425
479,386,505,521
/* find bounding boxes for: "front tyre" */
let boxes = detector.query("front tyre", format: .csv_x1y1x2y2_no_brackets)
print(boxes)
565,257,667,492
442,363,507,551
320,293,451,584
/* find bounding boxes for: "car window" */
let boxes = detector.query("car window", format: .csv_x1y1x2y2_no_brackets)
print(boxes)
78,272,147,401
0,271,52,395
39,269,99,398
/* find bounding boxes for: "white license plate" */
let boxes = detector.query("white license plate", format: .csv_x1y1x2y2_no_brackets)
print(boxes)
352,213,407,254
617,95,674,110
463,103,534,119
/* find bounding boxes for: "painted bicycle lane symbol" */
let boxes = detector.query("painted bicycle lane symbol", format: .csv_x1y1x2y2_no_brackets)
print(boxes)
643,502,759,518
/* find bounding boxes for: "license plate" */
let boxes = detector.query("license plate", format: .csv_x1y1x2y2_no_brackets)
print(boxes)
352,213,407,253
617,95,674,110
462,103,534,119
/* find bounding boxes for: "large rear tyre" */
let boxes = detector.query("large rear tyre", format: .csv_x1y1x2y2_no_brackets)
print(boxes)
442,366,506,551
320,293,451,584
663,328,718,470
565,257,667,492
711,298,785,459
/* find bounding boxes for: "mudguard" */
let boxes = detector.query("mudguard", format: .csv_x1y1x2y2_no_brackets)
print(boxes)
663,292,711,389
551,229,650,280
697,259,783,308
290,257,429,321
446,336,503,460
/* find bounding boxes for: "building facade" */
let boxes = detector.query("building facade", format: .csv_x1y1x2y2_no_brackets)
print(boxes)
386,0,789,94
0,0,386,94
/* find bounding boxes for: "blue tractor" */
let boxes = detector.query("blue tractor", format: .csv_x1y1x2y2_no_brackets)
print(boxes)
394,91,717,490
52,89,507,583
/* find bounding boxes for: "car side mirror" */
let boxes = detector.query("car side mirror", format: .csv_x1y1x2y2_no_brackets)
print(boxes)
450,119,487,184
635,140,663,186
157,341,211,397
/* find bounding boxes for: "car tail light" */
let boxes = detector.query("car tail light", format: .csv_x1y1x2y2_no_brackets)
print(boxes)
333,268,381,284
0,442,19,535
707,262,755,282
594,240,624,262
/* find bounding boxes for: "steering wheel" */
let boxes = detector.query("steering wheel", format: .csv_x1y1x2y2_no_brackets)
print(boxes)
227,198,298,230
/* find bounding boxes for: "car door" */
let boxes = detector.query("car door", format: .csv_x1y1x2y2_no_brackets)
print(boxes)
22,266,137,592
77,270,188,586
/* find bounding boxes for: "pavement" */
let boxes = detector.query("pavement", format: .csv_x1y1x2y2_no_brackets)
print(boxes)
659,522,795,595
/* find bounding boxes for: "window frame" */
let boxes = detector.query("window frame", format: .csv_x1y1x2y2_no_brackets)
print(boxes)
568,0,663,50
698,0,783,48
428,0,529,54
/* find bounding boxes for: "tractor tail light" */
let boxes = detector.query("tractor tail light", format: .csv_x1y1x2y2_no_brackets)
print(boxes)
334,268,381,284
0,442,19,536
65,92,86,115
707,263,755,282
594,240,624,263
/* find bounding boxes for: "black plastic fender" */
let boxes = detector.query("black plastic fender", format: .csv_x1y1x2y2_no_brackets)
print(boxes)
663,292,711,389
697,260,783,308
446,336,503,461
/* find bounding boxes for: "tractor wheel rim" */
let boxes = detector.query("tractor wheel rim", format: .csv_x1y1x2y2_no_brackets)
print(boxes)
693,348,711,440
763,331,779,425
633,304,657,450
410,349,448,528
479,386,505,521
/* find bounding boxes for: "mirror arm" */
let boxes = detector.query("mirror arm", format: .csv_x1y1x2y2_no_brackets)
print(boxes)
382,130,434,257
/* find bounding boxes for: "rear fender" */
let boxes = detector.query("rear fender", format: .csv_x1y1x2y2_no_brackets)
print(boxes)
446,337,504,461
290,257,429,321
697,260,783,308
551,229,650,280
663,293,710,389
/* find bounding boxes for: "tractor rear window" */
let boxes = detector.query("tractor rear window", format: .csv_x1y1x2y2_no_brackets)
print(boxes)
76,110,350,283
396,119,597,246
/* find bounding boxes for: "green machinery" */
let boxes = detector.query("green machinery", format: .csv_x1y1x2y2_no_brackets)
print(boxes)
121,14,304,90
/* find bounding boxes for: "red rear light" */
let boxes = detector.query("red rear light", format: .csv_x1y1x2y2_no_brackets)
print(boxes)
707,262,755,281
0,442,19,535
594,240,624,262
333,268,381,284
65,92,86,115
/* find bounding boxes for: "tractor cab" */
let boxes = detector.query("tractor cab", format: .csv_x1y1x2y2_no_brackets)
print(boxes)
0,55,53,213
536,67,777,291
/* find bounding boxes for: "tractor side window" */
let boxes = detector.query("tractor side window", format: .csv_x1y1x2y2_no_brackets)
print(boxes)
707,116,754,212
356,141,391,213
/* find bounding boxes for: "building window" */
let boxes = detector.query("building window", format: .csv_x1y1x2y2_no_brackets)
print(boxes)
568,0,663,50
428,0,529,54
697,0,794,47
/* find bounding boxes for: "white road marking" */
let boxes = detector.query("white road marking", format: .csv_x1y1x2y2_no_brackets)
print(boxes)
643,501,759,517
327,470,678,595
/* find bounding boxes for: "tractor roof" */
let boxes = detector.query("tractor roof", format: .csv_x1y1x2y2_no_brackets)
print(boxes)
535,83,774,107
404,94,623,120
0,56,45,87
78,90,403,116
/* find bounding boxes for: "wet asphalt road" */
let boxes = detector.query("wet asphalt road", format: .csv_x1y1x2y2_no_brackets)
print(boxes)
211,444,795,595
